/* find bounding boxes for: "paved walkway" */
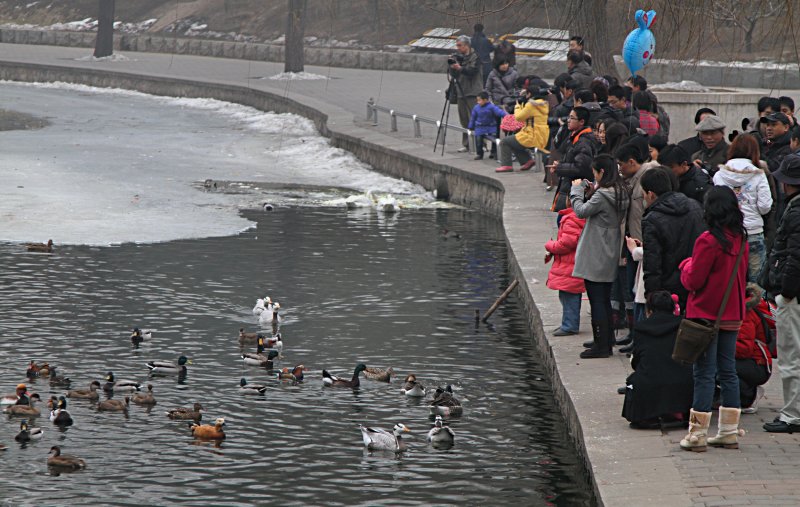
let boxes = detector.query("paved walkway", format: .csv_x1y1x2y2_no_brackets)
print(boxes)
2,43,799,506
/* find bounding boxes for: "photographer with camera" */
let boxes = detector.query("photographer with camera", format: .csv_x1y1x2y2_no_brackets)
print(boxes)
448,35,484,153
495,85,550,173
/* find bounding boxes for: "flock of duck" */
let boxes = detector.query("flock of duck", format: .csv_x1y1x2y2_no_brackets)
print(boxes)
1,294,460,471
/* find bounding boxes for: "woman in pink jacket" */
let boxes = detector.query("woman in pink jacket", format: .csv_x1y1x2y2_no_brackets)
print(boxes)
678,186,749,452
545,202,587,336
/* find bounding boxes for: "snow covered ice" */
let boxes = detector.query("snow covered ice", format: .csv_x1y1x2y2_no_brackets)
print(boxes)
0,82,430,246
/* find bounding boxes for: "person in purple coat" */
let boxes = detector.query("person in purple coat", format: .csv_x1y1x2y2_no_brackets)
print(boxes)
468,91,507,160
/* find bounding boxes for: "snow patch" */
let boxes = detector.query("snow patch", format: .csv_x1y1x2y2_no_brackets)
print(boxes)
649,80,710,93
74,53,132,62
268,72,330,81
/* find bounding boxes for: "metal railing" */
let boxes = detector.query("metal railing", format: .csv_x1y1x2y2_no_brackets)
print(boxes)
366,98,479,153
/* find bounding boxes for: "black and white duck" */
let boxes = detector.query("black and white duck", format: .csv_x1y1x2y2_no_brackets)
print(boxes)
146,356,190,376
322,363,367,388
427,415,455,446
49,396,73,426
400,374,426,397
360,423,410,451
15,420,44,441
429,385,463,417
103,372,141,393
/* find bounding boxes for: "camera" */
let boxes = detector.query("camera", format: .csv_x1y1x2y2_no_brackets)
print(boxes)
447,54,464,65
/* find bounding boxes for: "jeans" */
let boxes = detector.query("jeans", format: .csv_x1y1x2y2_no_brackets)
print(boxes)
499,135,532,167
558,290,582,333
736,358,770,407
476,133,497,157
776,294,800,424
585,280,613,324
692,329,740,411
747,233,766,283
634,302,646,323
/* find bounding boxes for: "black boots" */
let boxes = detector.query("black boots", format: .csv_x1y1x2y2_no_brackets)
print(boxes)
580,320,610,359
615,308,635,345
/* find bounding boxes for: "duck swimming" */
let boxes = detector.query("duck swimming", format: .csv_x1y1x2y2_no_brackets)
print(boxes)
26,239,53,253
252,297,272,316
132,384,157,406
242,340,279,367
146,356,190,376
165,403,203,421
26,361,40,378
67,380,101,400
400,374,426,397
239,328,260,345
427,415,455,446
5,394,41,416
360,423,410,451
322,363,367,388
47,446,85,470
376,194,400,213
276,364,306,382
190,417,226,440
1,383,31,406
103,372,141,393
429,385,463,417
50,397,73,426
344,190,375,209
48,366,71,387
239,378,268,395
258,302,281,327
364,367,394,383
98,396,130,412
130,328,147,347
15,420,44,441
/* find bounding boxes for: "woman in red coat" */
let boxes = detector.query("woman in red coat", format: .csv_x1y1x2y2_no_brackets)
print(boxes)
736,283,773,413
679,186,749,451
545,202,586,336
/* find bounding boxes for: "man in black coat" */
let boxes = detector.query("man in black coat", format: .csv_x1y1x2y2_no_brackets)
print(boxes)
657,144,711,205
471,23,494,87
763,112,793,174
677,107,716,156
608,85,640,134
640,167,705,308
762,154,800,433
548,106,598,212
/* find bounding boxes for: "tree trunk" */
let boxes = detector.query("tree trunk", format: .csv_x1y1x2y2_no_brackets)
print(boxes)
565,0,620,79
93,0,115,58
284,0,307,73
744,22,756,53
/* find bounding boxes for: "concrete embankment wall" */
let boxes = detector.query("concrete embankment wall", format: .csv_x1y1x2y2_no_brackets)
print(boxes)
0,61,601,503
3,27,797,89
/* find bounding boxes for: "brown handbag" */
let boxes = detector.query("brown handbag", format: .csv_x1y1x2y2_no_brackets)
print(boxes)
672,237,746,366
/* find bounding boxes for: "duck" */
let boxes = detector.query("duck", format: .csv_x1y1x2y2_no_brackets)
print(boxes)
1,385,31,406
400,374,426,397
38,363,52,377
48,366,71,387
322,363,367,388
427,415,455,446
429,385,463,417
190,417,226,440
276,364,307,382
4,394,41,416
258,302,281,326
132,384,157,406
130,328,145,347
26,239,54,253
50,397,73,426
252,297,271,316
103,372,141,393
242,340,279,367
239,328,261,345
376,194,400,213
345,190,375,209
146,356,190,376
47,446,86,470
265,332,283,353
239,378,268,395
360,423,410,451
98,396,130,412
441,228,462,240
15,420,44,441
67,380,101,400
26,360,40,378
364,366,394,383
165,403,203,421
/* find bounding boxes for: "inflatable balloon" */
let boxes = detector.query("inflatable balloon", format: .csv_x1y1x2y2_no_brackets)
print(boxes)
622,9,656,77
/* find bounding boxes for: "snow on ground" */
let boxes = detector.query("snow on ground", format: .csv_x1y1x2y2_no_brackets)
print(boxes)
0,81,431,246
268,72,330,81
649,80,710,93
74,53,132,62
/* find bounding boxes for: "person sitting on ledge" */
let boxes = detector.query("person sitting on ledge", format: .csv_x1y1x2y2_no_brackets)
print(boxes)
622,290,693,429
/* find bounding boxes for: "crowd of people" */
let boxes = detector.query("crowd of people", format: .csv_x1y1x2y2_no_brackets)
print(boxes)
448,27,800,450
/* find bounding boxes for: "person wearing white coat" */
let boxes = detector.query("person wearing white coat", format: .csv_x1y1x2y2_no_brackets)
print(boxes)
713,136,773,282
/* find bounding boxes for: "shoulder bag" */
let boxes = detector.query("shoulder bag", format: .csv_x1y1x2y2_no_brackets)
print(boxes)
672,237,746,365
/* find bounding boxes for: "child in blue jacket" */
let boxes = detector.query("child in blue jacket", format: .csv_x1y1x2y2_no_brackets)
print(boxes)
468,91,507,160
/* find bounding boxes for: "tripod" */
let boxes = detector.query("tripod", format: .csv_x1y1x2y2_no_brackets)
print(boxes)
433,72,465,156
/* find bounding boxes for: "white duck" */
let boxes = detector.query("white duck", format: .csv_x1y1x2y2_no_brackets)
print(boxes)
252,297,272,316
427,415,455,446
345,190,375,209
375,194,400,213
360,423,411,451
400,374,426,397
258,302,281,327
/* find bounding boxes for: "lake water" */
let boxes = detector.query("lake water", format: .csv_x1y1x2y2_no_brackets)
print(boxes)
0,83,594,506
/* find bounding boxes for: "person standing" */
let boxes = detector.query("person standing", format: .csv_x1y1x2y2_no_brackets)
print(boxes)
692,115,729,177
762,154,800,433
545,199,586,336
484,57,518,107
678,108,717,156
471,23,494,87
569,35,592,65
657,144,711,205
570,154,630,359
449,35,483,153
549,106,598,211
566,50,593,90
679,186,748,452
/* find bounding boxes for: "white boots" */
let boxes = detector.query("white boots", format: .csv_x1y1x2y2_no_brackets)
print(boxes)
707,407,744,449
680,409,712,452
680,407,744,452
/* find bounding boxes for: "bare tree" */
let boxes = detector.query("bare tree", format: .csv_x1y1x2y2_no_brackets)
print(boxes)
558,0,620,78
285,0,308,73
93,0,115,58
709,0,782,53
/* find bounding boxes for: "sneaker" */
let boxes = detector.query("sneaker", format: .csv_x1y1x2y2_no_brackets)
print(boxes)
495,166,513,173
545,185,554,191
742,385,765,414
457,147,469,153
519,159,535,171
473,155,484,160
553,328,577,336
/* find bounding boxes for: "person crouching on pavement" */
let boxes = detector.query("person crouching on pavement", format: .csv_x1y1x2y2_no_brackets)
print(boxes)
495,85,549,173
545,197,586,337
736,283,773,414
468,91,506,160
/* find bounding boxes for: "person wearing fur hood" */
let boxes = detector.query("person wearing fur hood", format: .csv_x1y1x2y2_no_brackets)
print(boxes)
713,135,773,282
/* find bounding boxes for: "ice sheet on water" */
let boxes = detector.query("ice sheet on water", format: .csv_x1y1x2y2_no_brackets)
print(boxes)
0,81,430,246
